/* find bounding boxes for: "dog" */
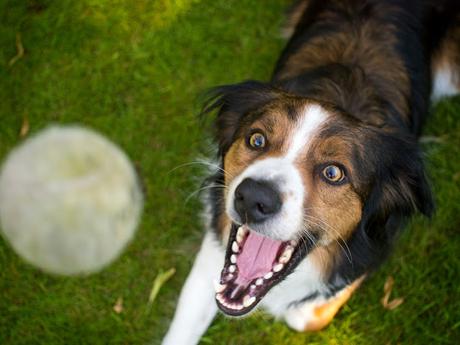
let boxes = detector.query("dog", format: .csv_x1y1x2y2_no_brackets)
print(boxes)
162,1,459,343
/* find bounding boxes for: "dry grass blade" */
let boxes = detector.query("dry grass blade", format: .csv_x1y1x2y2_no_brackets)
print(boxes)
113,297,123,314
419,135,445,144
19,117,29,138
9,33,24,67
381,276,404,310
386,297,404,310
148,267,176,309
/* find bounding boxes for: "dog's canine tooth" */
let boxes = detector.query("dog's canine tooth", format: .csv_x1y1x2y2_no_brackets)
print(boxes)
279,246,293,263
213,280,227,293
243,295,256,308
236,226,247,243
232,241,239,253
273,263,284,272
289,240,298,247
230,254,237,263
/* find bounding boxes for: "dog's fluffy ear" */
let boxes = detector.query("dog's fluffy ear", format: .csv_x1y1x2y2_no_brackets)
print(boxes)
330,132,434,283
363,131,434,251
367,132,434,220
202,81,279,155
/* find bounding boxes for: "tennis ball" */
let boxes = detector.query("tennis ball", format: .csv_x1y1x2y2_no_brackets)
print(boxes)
0,126,143,275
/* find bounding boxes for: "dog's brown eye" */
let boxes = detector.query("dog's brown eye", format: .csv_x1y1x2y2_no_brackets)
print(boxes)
322,165,345,183
248,132,266,149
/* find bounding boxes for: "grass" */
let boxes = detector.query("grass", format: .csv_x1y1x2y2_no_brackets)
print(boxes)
0,0,459,344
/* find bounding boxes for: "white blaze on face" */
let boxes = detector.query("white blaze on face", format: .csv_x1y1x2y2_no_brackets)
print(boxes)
226,104,329,241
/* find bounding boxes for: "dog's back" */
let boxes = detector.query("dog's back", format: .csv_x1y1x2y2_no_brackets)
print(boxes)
277,0,460,135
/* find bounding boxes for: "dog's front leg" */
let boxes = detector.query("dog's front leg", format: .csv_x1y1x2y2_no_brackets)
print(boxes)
161,232,224,345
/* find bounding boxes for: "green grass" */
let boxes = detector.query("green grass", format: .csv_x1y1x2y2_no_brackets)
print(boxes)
0,1,459,344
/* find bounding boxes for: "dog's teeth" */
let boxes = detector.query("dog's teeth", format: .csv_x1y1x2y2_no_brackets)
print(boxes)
289,240,298,247
232,241,239,253
228,265,236,273
216,293,224,302
223,273,235,283
230,254,237,263
264,272,273,279
243,295,256,308
250,284,256,290
255,278,264,286
213,280,227,293
279,246,293,263
273,263,284,272
236,226,247,243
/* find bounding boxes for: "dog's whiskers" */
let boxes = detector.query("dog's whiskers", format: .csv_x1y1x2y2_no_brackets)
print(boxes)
301,213,353,264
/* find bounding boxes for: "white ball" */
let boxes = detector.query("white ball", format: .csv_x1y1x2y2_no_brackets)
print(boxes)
0,126,143,275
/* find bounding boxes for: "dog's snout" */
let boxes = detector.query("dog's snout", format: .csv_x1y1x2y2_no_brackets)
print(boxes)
234,178,281,223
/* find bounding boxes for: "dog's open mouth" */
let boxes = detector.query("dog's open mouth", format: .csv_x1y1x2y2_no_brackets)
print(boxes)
214,223,310,316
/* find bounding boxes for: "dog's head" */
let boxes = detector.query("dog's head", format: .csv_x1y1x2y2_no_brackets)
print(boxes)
204,81,433,316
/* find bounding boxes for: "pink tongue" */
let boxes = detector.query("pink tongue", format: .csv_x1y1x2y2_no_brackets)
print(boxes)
235,231,283,287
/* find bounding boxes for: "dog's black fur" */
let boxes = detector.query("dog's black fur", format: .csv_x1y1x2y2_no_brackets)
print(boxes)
203,0,449,297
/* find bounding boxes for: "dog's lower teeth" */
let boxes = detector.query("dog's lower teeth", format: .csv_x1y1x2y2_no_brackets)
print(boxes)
264,272,273,279
243,295,256,308
223,273,235,282
273,263,284,272
255,278,263,286
228,265,236,273
232,241,239,253
230,254,237,263
214,280,227,293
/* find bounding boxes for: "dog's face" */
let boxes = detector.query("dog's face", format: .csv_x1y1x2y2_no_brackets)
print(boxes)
207,81,433,316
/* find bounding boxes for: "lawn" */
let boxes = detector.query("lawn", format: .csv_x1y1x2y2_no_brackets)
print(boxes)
0,0,459,344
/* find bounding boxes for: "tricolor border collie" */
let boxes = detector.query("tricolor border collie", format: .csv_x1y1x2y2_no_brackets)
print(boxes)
163,1,460,343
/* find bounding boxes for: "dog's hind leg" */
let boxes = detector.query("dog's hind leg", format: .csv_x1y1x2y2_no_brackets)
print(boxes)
161,232,224,345
431,13,460,102
283,276,364,332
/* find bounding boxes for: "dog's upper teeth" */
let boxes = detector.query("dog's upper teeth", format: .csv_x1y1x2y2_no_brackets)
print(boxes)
279,246,294,263
230,254,237,263
289,239,298,247
255,278,264,286
243,295,256,308
236,226,247,243
273,263,284,272
264,272,273,279
232,241,239,253
228,265,236,273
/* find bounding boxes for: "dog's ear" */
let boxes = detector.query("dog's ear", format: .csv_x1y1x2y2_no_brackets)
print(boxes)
357,131,434,257
330,133,434,282
202,81,279,155
366,132,434,221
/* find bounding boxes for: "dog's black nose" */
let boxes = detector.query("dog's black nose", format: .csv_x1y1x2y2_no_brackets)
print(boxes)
234,178,282,223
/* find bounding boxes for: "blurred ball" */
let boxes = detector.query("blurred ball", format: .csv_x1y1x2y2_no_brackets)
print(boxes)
0,126,143,275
